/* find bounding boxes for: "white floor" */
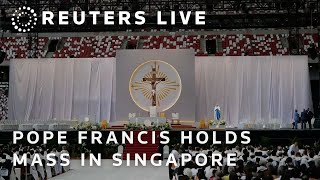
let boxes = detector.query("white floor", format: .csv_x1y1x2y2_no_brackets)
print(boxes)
51,160,168,180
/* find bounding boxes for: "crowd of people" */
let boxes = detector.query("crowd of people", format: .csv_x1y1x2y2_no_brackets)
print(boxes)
0,144,70,180
0,89,8,121
169,142,320,180
293,109,314,130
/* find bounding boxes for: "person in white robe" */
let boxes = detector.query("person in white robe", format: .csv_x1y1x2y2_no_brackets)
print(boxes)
61,146,70,172
205,166,217,180
52,149,60,175
44,151,52,179
27,155,39,180
288,142,299,157
36,153,45,180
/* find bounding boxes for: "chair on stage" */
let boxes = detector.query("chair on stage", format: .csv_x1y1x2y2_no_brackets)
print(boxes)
171,113,180,125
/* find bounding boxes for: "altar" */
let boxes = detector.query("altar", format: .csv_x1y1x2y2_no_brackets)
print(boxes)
116,49,196,122
129,117,167,126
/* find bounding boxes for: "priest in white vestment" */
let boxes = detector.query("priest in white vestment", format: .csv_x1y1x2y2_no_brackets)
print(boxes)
37,153,45,179
61,146,70,172
45,150,53,178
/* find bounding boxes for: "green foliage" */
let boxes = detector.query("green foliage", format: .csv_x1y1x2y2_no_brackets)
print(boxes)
126,122,172,131
104,143,119,159
208,120,226,125
74,121,101,131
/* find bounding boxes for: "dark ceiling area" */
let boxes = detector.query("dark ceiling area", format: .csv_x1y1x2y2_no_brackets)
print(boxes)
0,0,319,32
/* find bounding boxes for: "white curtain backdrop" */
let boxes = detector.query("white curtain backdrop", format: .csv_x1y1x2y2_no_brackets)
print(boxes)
9,58,115,122
196,56,312,127
9,56,312,126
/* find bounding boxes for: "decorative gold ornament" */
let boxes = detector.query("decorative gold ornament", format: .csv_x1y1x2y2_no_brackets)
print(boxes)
129,60,182,112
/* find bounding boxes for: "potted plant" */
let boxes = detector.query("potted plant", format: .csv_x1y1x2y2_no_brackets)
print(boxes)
208,120,217,129
218,120,226,129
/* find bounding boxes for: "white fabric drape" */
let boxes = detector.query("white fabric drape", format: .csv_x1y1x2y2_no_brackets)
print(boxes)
196,56,312,127
9,58,115,122
9,56,312,126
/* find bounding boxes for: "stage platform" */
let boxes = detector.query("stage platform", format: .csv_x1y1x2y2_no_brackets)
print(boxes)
108,121,319,131
0,121,317,131
107,126,320,131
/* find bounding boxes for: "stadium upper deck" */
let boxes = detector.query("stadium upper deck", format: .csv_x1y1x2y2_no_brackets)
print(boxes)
0,0,319,31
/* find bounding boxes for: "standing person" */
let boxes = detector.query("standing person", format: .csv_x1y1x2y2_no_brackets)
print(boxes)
307,108,314,129
293,110,299,129
301,109,307,129
169,145,180,180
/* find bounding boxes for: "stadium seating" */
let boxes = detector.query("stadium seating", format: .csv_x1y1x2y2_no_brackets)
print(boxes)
301,33,319,54
0,37,28,59
52,36,123,58
0,36,49,60
0,33,318,60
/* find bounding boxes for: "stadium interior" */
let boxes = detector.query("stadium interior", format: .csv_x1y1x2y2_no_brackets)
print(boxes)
0,0,320,180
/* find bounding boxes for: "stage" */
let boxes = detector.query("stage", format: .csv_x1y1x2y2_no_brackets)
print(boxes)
106,119,318,131
0,118,318,131
5,54,312,129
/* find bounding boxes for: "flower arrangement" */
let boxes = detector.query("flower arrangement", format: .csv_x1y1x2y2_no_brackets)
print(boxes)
126,122,172,131
153,122,171,131
208,120,217,126
219,120,226,125
74,121,101,131
208,120,226,126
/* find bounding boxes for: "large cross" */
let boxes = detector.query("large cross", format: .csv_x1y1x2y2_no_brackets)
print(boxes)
142,62,166,106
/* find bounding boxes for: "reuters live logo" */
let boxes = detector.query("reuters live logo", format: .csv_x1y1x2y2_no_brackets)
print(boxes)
11,7,206,32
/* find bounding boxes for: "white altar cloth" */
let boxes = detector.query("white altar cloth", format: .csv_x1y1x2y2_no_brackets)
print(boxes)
129,117,166,126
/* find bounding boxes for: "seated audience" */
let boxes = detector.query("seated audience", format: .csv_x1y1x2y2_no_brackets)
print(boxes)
169,142,320,180
0,144,70,180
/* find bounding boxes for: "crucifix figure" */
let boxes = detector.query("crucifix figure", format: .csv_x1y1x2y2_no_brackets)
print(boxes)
142,62,166,106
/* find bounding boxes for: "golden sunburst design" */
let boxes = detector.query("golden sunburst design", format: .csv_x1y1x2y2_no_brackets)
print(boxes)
129,60,182,112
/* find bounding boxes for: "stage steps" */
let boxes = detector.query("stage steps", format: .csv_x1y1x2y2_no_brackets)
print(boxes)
108,125,126,130
123,131,160,160
171,124,196,129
